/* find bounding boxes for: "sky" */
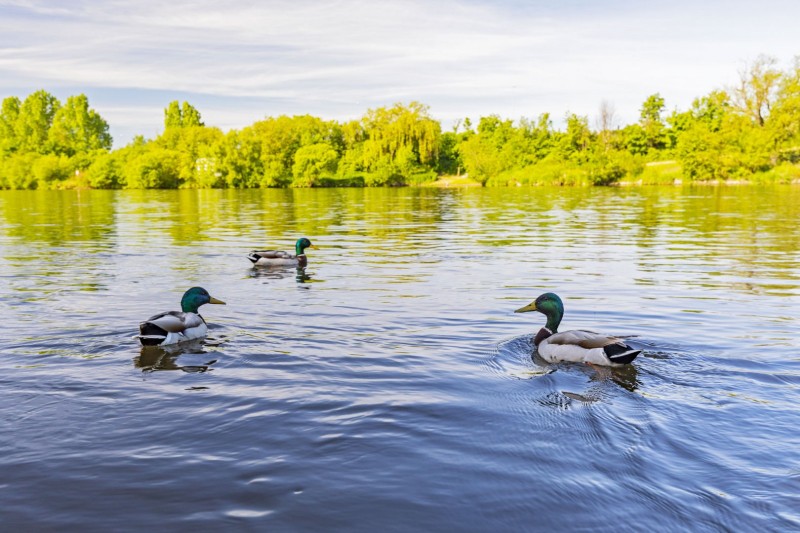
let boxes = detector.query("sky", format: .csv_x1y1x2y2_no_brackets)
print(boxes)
1,0,798,147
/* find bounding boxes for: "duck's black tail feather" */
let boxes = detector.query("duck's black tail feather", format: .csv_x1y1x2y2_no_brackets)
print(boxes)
138,322,167,346
247,253,260,264
603,343,641,364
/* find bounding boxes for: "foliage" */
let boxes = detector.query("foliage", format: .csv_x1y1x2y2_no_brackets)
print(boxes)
122,149,181,189
15,90,61,154
351,102,441,186
164,101,204,129
4,59,800,189
292,143,338,187
49,95,112,156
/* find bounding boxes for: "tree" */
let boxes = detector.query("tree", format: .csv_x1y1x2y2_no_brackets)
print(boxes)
768,56,800,154
292,143,338,187
123,149,181,188
0,96,21,154
164,101,204,129
164,101,182,129
639,93,667,152
181,102,203,127
48,94,112,156
216,129,263,188
356,102,441,185
436,131,461,174
15,90,60,153
458,133,505,185
595,100,617,152
85,151,124,188
524,113,556,161
245,114,342,187
555,113,592,161
731,55,780,126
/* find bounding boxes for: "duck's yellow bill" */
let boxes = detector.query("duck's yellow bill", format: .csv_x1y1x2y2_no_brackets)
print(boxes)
514,302,537,313
209,297,226,305
309,245,319,250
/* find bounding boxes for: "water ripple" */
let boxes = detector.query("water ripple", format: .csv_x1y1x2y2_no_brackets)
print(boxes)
1,187,799,531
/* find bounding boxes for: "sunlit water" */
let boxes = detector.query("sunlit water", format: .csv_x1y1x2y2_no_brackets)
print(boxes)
1,187,799,531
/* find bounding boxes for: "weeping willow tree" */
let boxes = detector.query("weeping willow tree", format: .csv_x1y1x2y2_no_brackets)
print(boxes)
354,102,440,185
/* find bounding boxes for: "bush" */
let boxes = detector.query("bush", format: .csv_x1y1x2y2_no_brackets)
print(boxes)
32,153,74,187
123,149,181,188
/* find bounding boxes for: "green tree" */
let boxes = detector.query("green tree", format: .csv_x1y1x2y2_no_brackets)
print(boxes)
158,124,224,187
555,113,592,161
292,142,338,187
164,101,182,129
768,56,800,157
0,96,21,154
215,129,264,188
48,94,112,156
123,148,181,188
673,90,772,181
639,93,667,152
457,114,523,184
15,90,61,153
355,102,440,185
164,101,204,129
85,151,124,188
181,102,203,127
0,152,39,189
436,131,461,174
459,133,505,185
32,153,74,187
244,114,343,187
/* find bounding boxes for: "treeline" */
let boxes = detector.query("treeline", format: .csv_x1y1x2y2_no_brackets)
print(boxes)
1,55,799,189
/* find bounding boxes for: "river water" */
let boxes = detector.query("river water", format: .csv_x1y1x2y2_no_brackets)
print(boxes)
1,187,798,531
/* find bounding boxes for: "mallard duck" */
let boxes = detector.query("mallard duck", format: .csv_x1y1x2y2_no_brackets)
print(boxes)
515,292,640,366
138,287,226,346
248,237,317,267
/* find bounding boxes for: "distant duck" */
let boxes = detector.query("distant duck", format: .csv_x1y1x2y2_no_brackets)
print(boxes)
515,292,641,366
138,287,226,346
248,237,317,267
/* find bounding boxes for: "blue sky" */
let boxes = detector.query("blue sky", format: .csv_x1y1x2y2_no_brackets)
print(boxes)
1,0,798,146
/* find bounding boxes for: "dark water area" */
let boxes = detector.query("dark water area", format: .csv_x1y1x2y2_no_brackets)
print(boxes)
1,187,798,531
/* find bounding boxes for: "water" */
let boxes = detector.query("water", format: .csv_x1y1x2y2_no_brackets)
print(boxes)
1,187,799,531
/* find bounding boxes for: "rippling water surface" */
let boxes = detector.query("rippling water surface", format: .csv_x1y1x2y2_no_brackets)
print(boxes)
1,187,799,531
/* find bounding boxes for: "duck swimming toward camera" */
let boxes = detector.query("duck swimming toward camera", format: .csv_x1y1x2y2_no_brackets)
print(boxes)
515,292,641,366
248,237,317,267
138,287,226,346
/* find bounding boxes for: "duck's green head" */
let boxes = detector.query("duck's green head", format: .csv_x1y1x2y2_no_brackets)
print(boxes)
295,237,317,255
181,287,226,313
515,292,564,331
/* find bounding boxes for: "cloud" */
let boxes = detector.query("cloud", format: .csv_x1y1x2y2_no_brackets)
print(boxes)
1,0,798,145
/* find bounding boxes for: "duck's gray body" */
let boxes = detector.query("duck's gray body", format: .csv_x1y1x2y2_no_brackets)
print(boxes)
139,311,208,346
247,250,307,267
535,328,641,366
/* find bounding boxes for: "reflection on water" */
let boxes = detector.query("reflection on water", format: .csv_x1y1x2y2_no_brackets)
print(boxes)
134,341,218,373
295,267,311,284
1,187,799,531
247,265,316,285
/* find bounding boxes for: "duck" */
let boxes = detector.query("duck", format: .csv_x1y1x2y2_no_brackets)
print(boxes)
138,287,226,346
248,237,317,267
514,292,640,366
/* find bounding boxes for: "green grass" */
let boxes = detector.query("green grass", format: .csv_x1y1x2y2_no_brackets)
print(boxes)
630,160,683,185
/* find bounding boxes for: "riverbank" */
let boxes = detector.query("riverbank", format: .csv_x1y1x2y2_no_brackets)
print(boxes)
6,160,800,190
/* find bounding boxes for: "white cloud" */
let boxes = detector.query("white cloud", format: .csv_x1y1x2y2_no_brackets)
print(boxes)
1,0,798,145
